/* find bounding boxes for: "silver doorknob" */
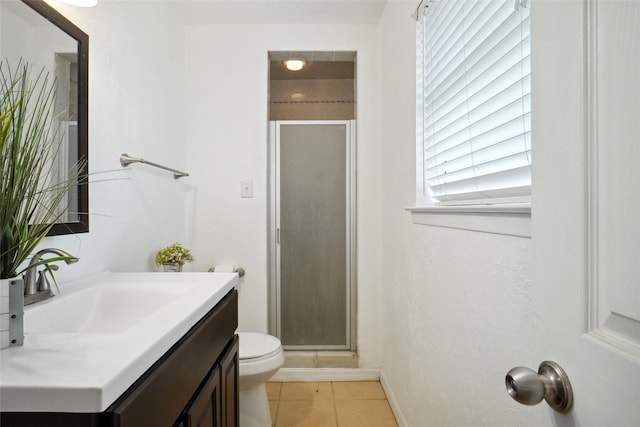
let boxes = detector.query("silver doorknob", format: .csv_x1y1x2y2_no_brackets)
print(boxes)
505,361,573,413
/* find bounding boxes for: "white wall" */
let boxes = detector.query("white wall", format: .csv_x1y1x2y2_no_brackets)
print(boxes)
29,1,188,282
378,2,535,425
184,23,383,367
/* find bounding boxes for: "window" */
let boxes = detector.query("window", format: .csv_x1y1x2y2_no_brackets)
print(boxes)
416,0,531,206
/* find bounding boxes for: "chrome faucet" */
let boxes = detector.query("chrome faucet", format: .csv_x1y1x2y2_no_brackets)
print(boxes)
23,248,78,305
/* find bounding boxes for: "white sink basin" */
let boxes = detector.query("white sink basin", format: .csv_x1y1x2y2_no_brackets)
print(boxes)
25,277,200,334
0,271,238,413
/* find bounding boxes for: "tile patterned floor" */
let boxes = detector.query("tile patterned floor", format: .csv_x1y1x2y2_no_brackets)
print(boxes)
266,381,398,427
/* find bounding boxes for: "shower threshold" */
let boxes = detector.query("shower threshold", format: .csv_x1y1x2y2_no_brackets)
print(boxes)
283,351,358,369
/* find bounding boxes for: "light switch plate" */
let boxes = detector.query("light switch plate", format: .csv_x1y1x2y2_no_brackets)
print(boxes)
241,179,253,198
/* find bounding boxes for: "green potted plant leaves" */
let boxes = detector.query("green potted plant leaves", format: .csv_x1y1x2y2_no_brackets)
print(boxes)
0,60,84,348
155,244,194,272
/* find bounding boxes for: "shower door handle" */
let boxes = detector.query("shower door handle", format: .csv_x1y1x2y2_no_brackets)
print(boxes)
277,228,281,244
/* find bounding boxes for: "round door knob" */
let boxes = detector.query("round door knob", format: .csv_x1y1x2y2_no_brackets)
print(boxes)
505,366,546,405
505,361,573,413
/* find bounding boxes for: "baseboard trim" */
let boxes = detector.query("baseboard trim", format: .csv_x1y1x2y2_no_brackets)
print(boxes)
380,370,409,427
271,367,380,382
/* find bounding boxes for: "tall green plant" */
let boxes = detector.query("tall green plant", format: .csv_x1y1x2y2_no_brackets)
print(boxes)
0,60,82,279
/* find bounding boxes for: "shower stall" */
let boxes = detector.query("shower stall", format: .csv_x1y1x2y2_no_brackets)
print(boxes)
269,120,356,351
268,52,357,352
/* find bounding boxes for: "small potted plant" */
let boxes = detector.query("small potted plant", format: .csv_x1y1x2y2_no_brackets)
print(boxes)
155,244,194,272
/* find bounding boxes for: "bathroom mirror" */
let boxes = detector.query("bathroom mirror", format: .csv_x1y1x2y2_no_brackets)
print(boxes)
0,0,89,235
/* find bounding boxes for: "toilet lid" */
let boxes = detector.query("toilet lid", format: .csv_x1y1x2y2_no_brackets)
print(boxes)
238,332,282,360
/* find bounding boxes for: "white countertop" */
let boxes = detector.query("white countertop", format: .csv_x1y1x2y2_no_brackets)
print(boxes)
0,271,238,413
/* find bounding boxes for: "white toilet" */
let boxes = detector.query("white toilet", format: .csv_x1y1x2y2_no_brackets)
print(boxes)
238,332,284,427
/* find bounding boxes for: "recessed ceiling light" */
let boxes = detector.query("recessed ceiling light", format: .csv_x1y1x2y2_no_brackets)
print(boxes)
283,60,307,71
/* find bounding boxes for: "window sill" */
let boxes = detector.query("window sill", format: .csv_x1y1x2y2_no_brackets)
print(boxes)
406,204,531,238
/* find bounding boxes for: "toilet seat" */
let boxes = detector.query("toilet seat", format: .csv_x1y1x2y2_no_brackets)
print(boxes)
238,332,282,362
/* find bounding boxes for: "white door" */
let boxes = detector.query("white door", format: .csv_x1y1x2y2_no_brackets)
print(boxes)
525,0,640,424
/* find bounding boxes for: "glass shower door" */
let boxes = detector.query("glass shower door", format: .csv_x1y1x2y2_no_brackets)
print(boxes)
273,121,355,350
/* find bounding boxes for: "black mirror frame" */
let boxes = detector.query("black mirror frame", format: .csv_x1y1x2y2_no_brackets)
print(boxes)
22,0,89,236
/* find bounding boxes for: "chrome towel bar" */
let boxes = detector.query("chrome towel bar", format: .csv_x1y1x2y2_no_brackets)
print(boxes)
120,153,189,179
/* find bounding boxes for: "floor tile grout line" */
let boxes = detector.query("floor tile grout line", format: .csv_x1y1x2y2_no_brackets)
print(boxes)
274,398,279,426
332,381,339,427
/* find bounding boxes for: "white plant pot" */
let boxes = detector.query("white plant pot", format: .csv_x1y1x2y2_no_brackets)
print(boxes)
162,263,183,272
0,277,24,349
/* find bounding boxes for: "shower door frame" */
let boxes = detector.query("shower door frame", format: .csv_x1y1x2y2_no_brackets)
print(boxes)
268,120,357,351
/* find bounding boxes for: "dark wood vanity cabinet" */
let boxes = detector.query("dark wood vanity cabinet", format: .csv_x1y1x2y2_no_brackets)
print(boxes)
1,289,239,427
183,361,223,427
180,336,238,427
221,340,239,427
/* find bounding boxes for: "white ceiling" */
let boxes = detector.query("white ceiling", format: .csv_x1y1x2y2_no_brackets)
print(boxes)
98,0,388,25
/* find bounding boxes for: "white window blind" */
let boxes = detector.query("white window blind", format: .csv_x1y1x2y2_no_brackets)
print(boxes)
416,0,531,205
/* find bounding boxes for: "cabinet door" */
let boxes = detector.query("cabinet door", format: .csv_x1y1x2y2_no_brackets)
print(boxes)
185,366,222,427
220,336,239,427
